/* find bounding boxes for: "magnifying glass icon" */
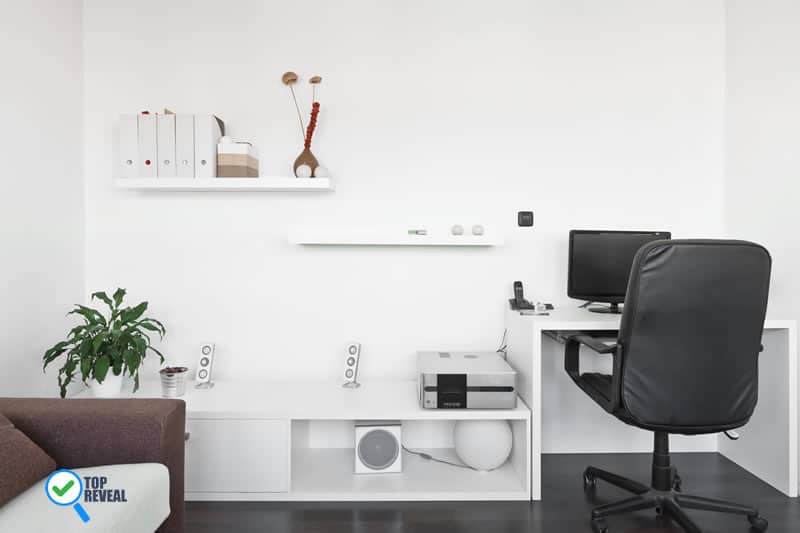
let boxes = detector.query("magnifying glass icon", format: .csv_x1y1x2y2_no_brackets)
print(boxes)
44,469,90,523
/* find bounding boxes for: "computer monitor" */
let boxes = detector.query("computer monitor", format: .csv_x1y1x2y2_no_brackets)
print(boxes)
567,229,671,313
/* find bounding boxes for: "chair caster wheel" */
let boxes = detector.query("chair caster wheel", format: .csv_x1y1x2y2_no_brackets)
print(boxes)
673,474,683,492
583,470,596,490
748,514,768,532
591,518,608,533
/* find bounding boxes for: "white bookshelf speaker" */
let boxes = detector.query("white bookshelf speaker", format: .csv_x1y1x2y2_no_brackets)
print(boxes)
354,421,402,474
195,343,215,389
342,342,361,389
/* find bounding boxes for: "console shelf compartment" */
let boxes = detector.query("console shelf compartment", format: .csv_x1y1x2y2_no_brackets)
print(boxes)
290,446,528,501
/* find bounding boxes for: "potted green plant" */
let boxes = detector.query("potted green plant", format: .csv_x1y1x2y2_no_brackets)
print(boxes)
43,288,166,398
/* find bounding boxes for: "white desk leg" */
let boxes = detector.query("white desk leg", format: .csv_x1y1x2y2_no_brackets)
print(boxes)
718,327,798,497
504,311,541,500
531,327,543,500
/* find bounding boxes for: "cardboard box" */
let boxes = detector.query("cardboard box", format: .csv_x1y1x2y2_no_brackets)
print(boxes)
217,154,259,177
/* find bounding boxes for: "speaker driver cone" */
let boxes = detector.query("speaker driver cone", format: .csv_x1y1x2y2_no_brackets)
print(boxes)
357,429,399,471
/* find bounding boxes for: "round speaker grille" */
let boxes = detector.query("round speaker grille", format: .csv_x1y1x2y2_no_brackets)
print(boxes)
358,429,399,470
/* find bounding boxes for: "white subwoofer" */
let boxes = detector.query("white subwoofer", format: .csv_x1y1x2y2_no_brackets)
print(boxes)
354,421,402,474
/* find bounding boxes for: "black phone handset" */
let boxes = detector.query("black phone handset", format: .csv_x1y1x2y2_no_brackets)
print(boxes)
514,281,526,308
510,281,535,310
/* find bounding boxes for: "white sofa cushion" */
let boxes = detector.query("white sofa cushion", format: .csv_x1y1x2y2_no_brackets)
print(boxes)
0,463,170,533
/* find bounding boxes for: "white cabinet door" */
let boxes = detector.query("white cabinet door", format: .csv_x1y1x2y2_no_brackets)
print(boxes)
185,419,289,493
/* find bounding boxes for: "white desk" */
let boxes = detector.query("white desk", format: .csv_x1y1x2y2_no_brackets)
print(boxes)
505,306,798,501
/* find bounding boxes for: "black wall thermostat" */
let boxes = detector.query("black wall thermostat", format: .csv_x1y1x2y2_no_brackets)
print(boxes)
518,211,534,227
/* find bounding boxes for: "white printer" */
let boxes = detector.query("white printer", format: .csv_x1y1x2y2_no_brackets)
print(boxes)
417,351,517,409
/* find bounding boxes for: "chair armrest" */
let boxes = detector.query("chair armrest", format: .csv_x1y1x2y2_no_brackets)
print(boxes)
564,336,621,413
570,334,618,354
0,398,185,533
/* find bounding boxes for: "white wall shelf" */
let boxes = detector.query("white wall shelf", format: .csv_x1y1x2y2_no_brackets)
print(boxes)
289,230,504,247
116,177,334,192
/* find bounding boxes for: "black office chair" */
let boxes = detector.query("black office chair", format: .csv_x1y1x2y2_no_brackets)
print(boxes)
565,240,772,533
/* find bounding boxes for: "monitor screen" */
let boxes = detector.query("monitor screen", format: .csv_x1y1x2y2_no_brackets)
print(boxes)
568,230,671,303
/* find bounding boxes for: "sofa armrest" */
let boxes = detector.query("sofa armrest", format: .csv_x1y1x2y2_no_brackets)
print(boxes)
0,398,185,533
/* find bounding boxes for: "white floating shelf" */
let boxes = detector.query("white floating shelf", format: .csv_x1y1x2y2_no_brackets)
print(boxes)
116,177,334,192
289,230,504,247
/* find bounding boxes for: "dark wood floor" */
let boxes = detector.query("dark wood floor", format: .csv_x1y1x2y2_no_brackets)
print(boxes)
186,453,800,533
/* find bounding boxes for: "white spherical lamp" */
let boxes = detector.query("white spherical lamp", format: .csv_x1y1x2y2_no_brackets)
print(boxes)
454,420,512,471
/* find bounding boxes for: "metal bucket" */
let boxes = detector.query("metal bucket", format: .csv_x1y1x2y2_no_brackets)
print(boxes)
159,367,189,398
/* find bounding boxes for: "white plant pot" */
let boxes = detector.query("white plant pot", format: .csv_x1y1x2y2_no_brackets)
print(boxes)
89,373,124,398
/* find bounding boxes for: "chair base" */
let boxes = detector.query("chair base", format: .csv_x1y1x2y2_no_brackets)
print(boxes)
583,433,768,532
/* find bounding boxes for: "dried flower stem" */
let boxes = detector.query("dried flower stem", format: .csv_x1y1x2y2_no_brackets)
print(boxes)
309,75,322,104
305,102,320,149
289,85,306,139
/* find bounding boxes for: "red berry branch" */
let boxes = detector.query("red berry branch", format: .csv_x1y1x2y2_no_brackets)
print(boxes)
304,102,320,149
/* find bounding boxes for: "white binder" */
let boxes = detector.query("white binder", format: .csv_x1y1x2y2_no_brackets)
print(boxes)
119,114,139,178
157,114,176,177
137,114,158,178
194,115,224,178
175,114,195,178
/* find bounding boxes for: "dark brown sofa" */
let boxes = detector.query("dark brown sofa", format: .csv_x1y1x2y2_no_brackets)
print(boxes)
0,398,185,533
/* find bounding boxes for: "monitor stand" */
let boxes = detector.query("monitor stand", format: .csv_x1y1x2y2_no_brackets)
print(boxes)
589,303,622,314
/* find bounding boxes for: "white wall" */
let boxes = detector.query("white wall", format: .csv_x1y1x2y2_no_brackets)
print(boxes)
83,0,726,401
0,1,85,396
725,0,800,320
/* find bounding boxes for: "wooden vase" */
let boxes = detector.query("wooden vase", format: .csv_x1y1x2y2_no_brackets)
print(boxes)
293,148,319,177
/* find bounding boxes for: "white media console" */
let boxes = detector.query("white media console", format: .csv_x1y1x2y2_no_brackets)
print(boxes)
104,380,531,501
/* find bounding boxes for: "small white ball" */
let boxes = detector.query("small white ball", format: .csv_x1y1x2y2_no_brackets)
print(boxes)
295,164,312,178
451,224,464,236
454,420,512,471
314,165,330,178
471,224,485,236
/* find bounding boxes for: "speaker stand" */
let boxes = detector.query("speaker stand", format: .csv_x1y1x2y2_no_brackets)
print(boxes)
342,381,361,389
196,381,215,389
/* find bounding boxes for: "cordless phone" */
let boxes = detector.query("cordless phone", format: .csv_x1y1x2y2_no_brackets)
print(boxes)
510,281,535,310
509,281,554,312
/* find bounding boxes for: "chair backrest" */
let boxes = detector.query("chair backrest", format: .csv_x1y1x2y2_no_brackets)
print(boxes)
617,239,771,433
